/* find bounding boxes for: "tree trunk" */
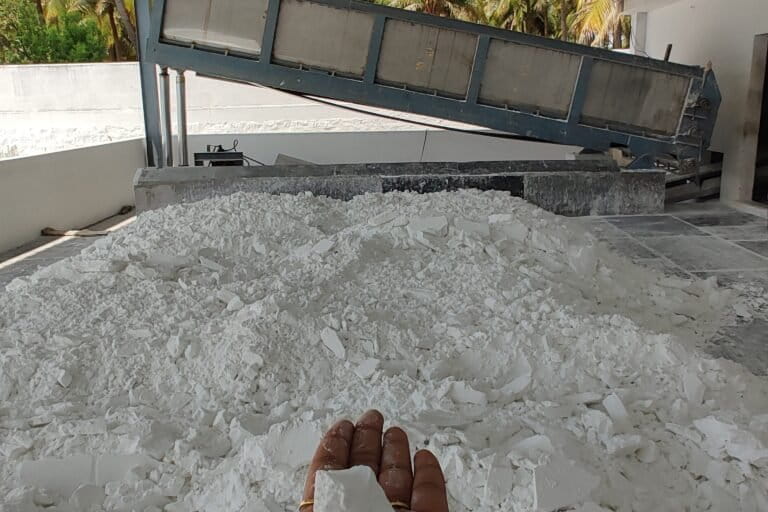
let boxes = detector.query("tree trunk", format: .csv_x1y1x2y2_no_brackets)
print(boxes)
113,0,138,53
560,0,568,41
31,0,44,20
108,7,123,61
613,18,624,48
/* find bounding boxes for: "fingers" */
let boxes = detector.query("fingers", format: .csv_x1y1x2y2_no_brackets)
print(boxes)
410,450,449,512
349,410,384,475
302,419,355,509
378,427,414,507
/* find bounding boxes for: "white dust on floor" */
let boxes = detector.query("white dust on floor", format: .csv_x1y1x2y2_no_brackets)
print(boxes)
1,190,767,511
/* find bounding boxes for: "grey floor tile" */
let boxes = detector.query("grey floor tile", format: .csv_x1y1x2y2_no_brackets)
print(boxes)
699,223,768,241
601,238,657,259
0,274,15,289
643,236,768,272
737,240,768,258
634,258,693,279
673,211,763,227
605,215,709,237
704,332,767,376
0,240,51,261
24,245,84,261
0,259,49,279
664,200,737,216
577,218,629,239
693,270,768,289
719,319,768,374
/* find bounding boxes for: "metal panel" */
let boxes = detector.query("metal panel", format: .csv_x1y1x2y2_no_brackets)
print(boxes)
137,0,160,167
582,60,691,136
479,40,581,118
162,0,269,55
376,20,477,98
272,0,375,77
143,0,722,167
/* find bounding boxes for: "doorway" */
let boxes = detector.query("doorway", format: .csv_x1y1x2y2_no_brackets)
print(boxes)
753,35,768,204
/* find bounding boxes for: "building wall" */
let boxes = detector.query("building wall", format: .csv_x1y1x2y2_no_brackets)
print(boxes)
627,0,768,201
0,140,144,254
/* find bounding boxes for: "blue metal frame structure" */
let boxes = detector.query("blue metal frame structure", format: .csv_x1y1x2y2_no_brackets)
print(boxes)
137,0,162,167
138,0,721,169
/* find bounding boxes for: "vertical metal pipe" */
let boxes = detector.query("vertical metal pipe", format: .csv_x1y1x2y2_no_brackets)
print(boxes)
175,69,189,166
664,44,673,62
159,67,173,167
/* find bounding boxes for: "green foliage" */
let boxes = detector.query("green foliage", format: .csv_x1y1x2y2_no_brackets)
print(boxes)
47,11,109,62
1,0,627,65
0,0,47,63
0,0,108,64
373,0,630,47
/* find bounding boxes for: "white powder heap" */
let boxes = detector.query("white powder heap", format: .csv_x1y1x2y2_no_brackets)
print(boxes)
1,190,767,511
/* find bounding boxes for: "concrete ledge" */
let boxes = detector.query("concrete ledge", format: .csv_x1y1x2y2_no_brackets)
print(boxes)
134,161,664,216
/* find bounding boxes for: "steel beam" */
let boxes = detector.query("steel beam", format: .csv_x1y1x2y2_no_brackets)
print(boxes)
136,0,161,167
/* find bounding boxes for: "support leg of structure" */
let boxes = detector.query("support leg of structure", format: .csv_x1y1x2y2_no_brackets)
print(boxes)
175,69,189,167
159,67,173,167
136,0,161,167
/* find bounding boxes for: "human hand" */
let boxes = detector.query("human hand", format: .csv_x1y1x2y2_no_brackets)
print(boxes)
301,410,449,512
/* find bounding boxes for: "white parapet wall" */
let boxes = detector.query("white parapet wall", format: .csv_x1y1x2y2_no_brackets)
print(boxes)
0,139,144,254
0,63,577,160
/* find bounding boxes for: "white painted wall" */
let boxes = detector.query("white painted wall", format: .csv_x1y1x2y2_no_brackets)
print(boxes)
189,131,577,165
1,63,579,161
0,63,489,157
0,62,577,253
625,0,768,201
0,139,144,254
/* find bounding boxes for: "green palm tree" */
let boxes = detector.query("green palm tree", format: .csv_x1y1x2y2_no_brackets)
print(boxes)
52,0,115,60
42,0,136,59
29,0,45,18
452,0,513,28
113,0,137,53
42,0,80,22
490,0,553,37
375,0,464,18
574,0,626,47
376,0,629,47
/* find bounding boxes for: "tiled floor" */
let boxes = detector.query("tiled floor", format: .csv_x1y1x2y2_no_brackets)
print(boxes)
0,213,134,288
580,202,768,375
1,202,766,373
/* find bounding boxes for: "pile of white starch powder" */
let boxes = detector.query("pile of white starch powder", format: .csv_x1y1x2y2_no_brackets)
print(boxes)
1,190,766,511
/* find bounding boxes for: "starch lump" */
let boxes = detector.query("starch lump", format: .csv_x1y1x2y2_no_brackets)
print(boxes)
315,466,393,512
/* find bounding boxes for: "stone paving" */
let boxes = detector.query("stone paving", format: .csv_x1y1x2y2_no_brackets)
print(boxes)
580,202,768,375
